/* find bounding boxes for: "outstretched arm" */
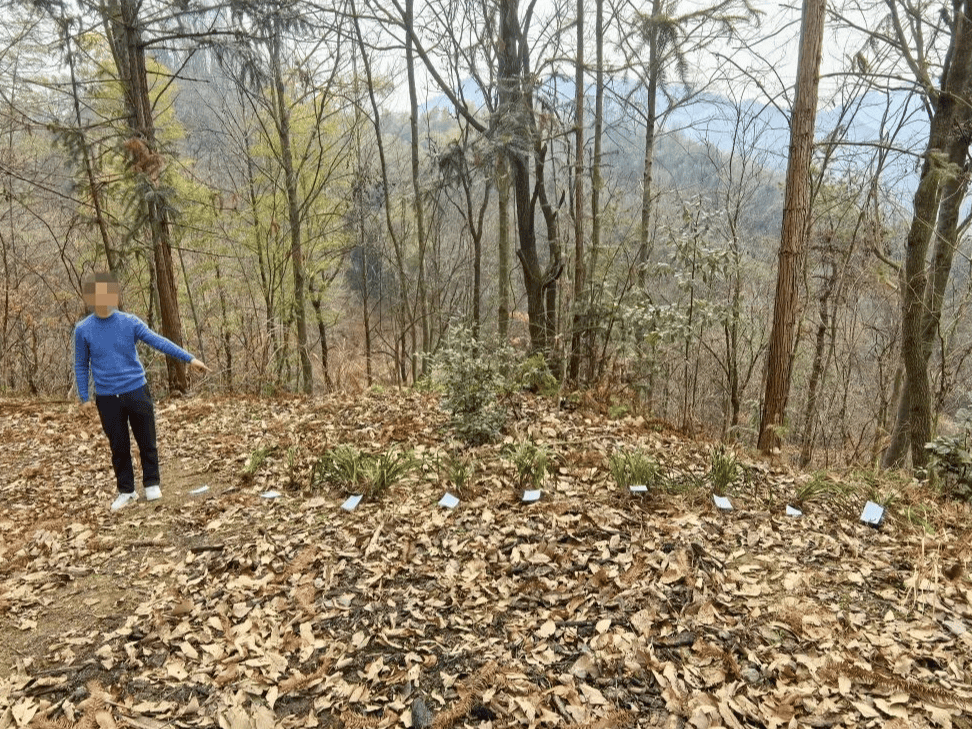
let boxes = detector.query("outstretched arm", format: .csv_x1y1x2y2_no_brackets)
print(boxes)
133,317,210,375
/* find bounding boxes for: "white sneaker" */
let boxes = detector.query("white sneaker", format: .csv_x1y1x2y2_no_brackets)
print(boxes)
145,485,162,501
111,492,139,511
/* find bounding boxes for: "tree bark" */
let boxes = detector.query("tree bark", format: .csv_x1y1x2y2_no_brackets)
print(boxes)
534,146,563,354
636,0,661,290
214,259,232,388
757,0,825,453
587,0,604,381
497,154,511,339
568,0,586,383
498,0,550,354
105,0,187,394
406,0,430,379
883,1,972,468
308,275,334,392
799,259,834,466
269,16,312,394
499,0,539,351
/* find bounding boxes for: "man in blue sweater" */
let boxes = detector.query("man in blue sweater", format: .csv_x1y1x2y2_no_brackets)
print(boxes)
75,272,210,511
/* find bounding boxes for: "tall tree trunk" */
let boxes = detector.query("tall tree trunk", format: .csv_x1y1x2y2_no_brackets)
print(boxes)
246,138,278,386
513,154,546,353
535,147,562,354
360,247,373,388
497,0,548,353
587,0,604,380
883,3,972,468
757,0,825,453
406,0,430,379
470,192,484,337
455,126,490,337
178,245,203,356
887,147,972,465
799,261,834,466
105,0,187,394
470,178,484,336
636,0,661,290
723,221,742,434
497,155,511,339
725,280,741,429
568,0,586,383
215,259,232,389
352,5,411,377
269,16,312,394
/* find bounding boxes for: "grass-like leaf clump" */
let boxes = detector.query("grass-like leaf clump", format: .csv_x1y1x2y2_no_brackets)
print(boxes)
609,448,664,491
311,444,414,500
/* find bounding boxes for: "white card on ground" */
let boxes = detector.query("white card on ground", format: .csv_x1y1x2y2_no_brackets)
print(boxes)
786,504,803,517
522,489,541,503
341,494,363,511
713,494,733,510
629,484,648,494
260,490,282,499
189,485,209,495
439,492,459,509
861,500,884,526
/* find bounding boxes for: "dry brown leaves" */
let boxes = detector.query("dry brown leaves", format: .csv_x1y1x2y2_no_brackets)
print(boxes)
0,392,971,729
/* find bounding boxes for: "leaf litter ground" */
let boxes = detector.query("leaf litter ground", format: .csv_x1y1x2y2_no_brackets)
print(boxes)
1,392,971,729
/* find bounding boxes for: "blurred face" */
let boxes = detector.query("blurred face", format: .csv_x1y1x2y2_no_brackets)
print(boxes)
84,281,120,318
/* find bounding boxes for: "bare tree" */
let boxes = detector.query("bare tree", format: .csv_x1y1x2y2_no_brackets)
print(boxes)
101,0,190,393
568,0,586,382
615,0,760,291
758,0,826,453
847,0,972,468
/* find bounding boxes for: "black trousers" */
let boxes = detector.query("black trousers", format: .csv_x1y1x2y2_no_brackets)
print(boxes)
95,383,159,494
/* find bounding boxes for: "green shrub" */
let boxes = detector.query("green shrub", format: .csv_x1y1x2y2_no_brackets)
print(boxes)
516,353,559,396
508,440,550,491
608,448,663,490
433,327,516,445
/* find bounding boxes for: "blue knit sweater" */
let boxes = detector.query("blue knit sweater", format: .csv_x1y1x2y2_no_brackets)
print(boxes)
74,311,193,401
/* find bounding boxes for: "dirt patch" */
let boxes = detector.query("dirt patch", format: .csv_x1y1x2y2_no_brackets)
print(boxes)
0,410,228,676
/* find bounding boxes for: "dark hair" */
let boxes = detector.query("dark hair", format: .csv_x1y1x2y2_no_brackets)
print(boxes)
82,271,120,297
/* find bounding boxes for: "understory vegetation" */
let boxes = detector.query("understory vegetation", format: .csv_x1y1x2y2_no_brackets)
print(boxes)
2,392,971,727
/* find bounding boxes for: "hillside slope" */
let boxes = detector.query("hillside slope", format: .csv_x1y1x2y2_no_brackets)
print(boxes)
1,392,970,728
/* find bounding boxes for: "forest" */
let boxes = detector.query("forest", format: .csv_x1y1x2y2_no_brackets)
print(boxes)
1,0,971,469
3,1,972,726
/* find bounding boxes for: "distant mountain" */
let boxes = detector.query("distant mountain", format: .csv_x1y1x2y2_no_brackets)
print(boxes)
418,76,927,205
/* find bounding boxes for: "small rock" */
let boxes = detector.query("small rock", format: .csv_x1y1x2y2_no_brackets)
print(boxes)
741,666,761,684
411,696,433,729
944,620,967,636
470,703,496,721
